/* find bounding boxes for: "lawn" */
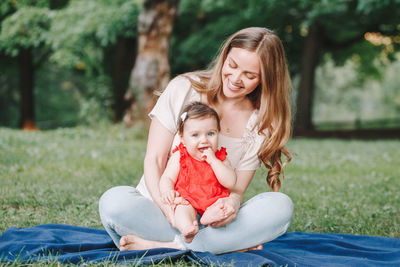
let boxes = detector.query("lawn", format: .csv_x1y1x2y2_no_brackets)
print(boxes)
0,124,399,264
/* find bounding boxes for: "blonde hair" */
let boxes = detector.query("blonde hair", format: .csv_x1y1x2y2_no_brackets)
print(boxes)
184,27,292,192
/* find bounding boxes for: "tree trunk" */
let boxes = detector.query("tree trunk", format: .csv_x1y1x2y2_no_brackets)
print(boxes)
293,24,323,135
18,48,37,130
112,36,136,122
124,0,179,126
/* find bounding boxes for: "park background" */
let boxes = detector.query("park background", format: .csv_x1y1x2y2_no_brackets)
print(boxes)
1,0,400,135
0,1,399,263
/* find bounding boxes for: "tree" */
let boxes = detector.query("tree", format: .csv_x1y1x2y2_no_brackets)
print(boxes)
0,4,53,129
288,0,400,133
170,0,400,133
124,0,179,126
48,0,140,123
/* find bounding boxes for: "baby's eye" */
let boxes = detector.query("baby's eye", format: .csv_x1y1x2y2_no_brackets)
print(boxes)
208,132,215,136
192,133,198,137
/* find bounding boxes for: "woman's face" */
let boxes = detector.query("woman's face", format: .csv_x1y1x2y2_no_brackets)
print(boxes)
221,47,261,100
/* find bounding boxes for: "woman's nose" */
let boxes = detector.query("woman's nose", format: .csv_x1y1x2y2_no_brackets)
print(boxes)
231,71,242,84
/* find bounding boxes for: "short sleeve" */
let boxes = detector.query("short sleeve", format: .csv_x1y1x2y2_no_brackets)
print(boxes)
235,134,264,171
149,76,195,134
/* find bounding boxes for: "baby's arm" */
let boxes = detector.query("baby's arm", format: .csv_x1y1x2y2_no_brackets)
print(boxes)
159,152,180,204
202,149,237,189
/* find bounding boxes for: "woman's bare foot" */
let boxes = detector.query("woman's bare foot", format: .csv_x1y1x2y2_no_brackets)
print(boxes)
200,203,232,225
236,244,263,252
119,234,179,251
181,220,198,243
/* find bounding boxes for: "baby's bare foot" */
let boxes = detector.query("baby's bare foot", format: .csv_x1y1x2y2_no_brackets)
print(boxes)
200,203,231,225
181,220,198,243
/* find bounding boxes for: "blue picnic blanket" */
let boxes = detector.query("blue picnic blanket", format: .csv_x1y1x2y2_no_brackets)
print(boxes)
0,224,399,266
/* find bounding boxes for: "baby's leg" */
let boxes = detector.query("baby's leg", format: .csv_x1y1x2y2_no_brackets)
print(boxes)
174,204,198,243
200,201,232,225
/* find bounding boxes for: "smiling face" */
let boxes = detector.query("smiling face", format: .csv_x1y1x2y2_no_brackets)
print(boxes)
180,116,219,161
221,47,261,100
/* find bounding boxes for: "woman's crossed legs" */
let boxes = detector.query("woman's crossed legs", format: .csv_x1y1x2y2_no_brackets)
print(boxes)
99,186,293,254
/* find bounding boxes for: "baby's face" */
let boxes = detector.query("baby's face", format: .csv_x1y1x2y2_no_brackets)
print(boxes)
181,116,219,161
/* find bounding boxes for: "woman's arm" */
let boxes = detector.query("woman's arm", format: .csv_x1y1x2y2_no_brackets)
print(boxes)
159,152,180,204
144,117,181,224
208,169,255,228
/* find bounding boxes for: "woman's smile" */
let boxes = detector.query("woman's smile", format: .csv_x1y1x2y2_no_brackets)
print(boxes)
227,79,243,91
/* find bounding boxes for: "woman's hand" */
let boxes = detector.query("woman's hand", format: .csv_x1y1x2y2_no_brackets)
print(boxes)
206,169,254,227
207,193,241,228
156,195,189,228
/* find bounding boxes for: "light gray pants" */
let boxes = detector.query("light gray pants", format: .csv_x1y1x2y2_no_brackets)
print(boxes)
99,185,293,254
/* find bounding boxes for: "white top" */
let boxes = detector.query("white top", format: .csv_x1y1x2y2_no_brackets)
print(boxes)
136,75,265,199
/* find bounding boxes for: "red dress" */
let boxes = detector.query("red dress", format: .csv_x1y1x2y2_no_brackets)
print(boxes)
173,142,230,215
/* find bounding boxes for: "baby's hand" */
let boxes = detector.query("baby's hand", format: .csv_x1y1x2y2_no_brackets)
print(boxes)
202,148,217,164
161,190,177,205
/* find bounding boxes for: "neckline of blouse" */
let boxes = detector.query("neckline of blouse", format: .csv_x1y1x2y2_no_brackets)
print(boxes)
219,110,258,141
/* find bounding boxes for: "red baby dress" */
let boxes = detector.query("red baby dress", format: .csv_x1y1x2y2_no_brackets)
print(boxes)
173,142,230,215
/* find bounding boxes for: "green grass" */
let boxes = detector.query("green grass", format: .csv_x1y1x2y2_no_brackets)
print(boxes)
249,139,400,238
1,124,399,265
0,124,148,231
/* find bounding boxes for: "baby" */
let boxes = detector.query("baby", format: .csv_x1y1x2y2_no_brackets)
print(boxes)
159,102,237,243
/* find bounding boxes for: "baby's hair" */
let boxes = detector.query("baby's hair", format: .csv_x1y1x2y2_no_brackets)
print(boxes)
178,102,220,135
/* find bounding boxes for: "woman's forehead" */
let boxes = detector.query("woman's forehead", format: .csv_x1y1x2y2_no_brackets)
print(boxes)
226,47,260,75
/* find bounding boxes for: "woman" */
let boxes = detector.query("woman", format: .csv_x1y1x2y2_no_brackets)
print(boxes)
99,27,294,254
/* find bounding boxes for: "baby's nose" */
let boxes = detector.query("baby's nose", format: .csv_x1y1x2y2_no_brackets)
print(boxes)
200,135,208,142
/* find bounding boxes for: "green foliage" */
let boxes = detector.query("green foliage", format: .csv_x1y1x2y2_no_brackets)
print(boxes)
172,0,400,79
0,0,399,129
48,0,140,70
171,0,287,75
304,0,400,77
313,55,400,128
0,0,141,128
0,0,50,18
45,0,141,125
0,55,18,127
0,7,53,56
34,63,81,128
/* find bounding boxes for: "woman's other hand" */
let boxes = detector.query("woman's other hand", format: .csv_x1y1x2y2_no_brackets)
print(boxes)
207,170,255,227
206,194,241,228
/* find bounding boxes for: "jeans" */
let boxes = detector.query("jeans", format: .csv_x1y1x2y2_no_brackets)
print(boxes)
99,185,293,254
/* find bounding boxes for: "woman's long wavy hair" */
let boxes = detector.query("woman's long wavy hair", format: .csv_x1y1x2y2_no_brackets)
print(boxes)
184,27,292,192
